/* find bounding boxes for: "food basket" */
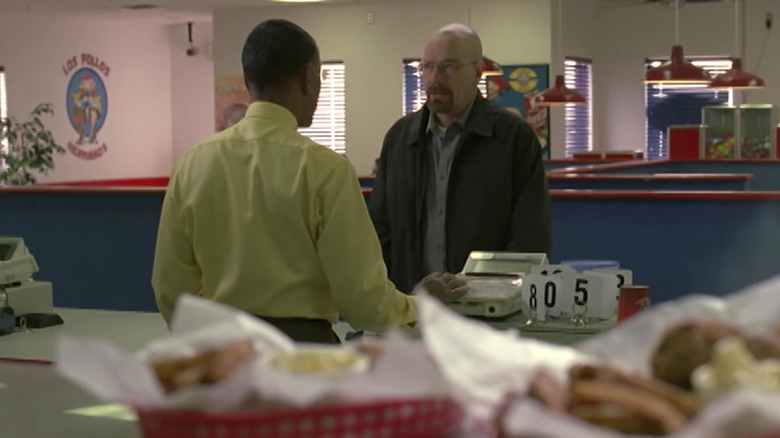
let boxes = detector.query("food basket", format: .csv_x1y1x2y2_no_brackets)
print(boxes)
135,397,464,438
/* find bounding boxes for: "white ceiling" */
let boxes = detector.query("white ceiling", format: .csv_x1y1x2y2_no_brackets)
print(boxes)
0,0,397,23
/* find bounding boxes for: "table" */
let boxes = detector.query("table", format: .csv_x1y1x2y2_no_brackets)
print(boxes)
0,359,142,438
0,307,356,437
471,311,615,345
0,306,608,438
0,308,166,436
0,307,355,362
0,308,169,362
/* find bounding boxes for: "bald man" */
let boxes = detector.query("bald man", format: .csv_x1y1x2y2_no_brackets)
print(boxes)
369,24,552,294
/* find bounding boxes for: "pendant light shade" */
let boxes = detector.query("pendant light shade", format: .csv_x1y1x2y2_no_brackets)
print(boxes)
480,56,502,76
534,74,586,107
644,45,711,83
708,58,765,90
537,0,587,107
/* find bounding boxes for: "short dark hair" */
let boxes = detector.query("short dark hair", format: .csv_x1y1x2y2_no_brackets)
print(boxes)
241,19,319,97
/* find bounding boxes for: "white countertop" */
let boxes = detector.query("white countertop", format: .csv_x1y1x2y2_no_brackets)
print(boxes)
0,308,169,362
0,307,354,362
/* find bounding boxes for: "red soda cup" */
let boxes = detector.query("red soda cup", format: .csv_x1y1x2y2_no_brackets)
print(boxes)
617,285,650,322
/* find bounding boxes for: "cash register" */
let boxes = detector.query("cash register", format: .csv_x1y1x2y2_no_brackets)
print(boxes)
448,251,548,318
0,237,59,335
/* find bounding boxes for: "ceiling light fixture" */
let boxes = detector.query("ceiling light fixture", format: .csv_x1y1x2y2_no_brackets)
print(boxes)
643,0,710,84
708,0,765,90
535,0,587,106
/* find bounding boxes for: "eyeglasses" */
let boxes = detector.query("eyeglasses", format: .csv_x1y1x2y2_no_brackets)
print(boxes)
418,60,478,77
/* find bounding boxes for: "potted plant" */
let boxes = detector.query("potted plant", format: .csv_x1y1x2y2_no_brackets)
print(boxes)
0,103,66,185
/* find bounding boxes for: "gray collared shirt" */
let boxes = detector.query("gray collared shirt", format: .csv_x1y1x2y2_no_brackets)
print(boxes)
422,94,477,274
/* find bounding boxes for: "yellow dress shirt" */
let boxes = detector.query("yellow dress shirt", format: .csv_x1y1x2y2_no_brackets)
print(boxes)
152,102,416,333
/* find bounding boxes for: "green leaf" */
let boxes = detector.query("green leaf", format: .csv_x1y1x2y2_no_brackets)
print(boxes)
0,102,64,185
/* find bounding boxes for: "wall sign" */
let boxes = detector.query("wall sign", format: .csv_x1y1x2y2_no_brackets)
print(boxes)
63,54,110,160
214,75,249,132
487,64,550,159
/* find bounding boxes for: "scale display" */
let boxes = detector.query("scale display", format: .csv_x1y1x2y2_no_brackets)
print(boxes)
0,244,14,261
460,251,548,276
0,237,39,285
451,252,548,318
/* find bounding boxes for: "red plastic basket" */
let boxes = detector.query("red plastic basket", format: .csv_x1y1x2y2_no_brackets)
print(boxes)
135,397,464,438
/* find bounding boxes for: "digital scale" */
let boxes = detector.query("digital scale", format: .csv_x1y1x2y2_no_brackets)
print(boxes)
0,237,40,286
448,251,548,318
0,237,58,335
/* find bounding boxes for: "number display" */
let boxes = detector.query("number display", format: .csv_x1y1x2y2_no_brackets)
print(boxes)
529,281,557,309
544,281,556,307
540,269,563,276
574,278,588,306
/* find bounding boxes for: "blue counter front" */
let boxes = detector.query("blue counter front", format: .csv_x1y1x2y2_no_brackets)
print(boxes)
3,186,780,312
0,187,162,312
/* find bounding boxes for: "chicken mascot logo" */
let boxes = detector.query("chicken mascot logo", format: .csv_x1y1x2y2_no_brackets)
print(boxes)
63,54,110,160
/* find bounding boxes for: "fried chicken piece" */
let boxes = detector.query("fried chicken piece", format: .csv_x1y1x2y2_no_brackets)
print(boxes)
651,321,780,390
569,380,687,435
151,338,255,393
571,364,702,417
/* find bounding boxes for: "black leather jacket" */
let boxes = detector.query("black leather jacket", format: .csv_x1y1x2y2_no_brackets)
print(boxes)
369,94,552,293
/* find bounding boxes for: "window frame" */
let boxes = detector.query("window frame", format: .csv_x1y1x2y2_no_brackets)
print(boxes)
298,61,346,154
564,57,593,157
0,66,7,172
644,56,734,160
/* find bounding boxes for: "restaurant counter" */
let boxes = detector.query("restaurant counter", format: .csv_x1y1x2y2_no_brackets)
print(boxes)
2,182,780,311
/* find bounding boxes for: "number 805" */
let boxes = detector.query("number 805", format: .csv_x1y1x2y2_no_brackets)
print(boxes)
529,281,556,310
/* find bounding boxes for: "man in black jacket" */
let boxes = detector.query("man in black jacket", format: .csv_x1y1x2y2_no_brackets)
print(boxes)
369,23,552,294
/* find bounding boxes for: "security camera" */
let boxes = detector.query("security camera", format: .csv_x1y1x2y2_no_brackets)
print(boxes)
185,22,198,57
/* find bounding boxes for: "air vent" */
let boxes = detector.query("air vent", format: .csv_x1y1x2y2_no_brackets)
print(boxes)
121,4,160,10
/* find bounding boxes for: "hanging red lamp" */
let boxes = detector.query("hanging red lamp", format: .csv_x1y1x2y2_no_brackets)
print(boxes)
708,58,765,89
480,56,502,76
644,45,711,83
533,74,586,106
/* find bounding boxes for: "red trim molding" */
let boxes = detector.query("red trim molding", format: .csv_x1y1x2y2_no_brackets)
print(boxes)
0,186,164,194
45,177,170,187
550,190,780,200
549,160,664,175
547,173,753,182
0,357,53,365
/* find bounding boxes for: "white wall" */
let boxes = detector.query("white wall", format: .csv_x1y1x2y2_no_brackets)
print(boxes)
744,0,780,106
0,10,176,183
169,22,216,162
213,0,552,176
593,1,739,152
551,0,597,157
4,0,774,183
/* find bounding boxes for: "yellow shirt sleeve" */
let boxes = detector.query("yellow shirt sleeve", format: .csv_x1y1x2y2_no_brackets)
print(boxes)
314,159,417,333
151,176,203,324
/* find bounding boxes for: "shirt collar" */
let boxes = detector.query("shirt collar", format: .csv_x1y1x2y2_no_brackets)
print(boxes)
426,91,479,134
243,101,298,129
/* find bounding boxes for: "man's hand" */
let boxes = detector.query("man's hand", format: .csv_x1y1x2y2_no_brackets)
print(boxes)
412,272,470,303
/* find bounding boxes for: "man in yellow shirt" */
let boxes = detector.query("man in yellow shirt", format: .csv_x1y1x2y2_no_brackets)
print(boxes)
152,19,468,344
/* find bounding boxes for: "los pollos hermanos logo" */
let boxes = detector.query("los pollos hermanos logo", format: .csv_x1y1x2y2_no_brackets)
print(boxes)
62,53,110,160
